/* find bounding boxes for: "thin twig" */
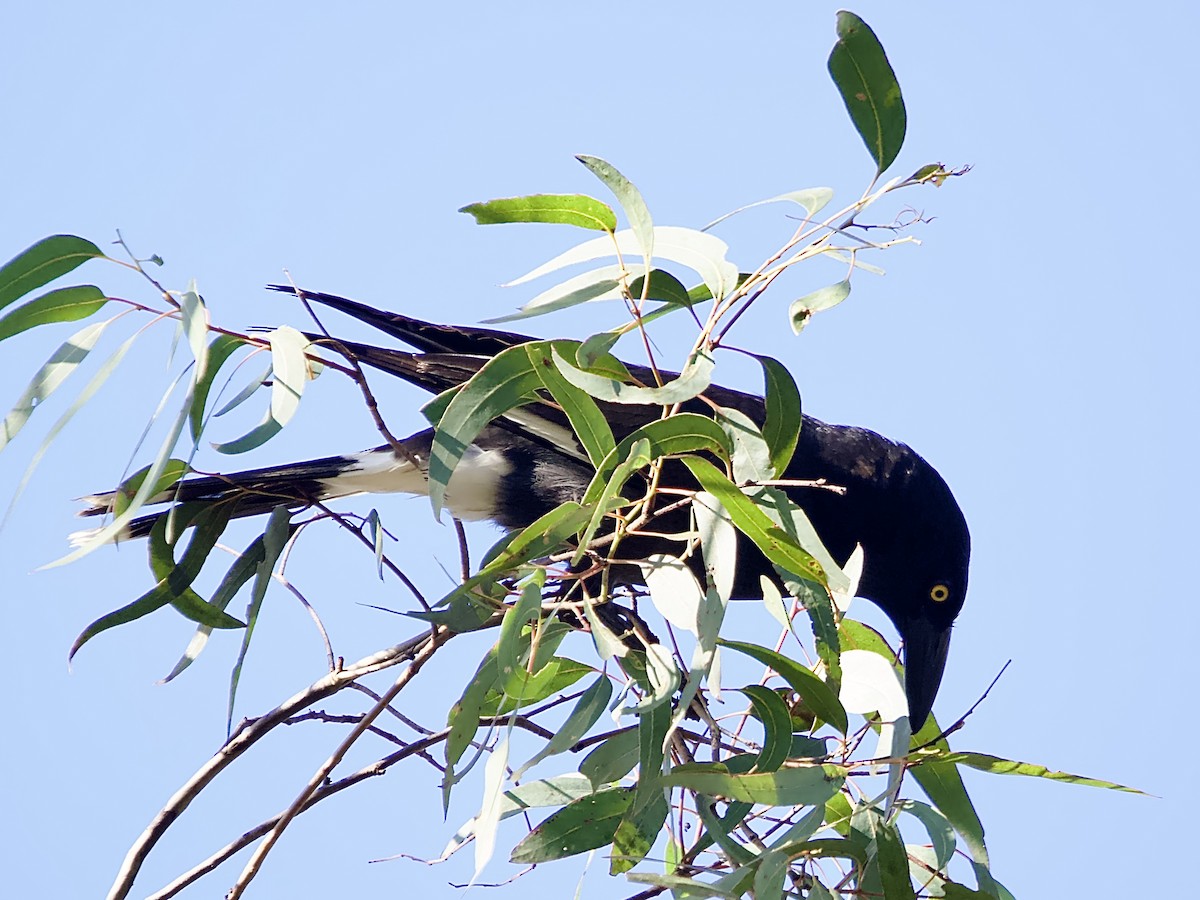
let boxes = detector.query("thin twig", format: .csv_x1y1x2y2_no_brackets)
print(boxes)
284,277,420,467
910,659,1012,753
315,502,430,610
105,631,444,900
453,518,470,581
225,627,451,898
273,525,337,668
145,725,456,900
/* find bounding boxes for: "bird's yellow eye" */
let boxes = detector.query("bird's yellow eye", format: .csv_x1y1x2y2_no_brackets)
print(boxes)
930,584,950,603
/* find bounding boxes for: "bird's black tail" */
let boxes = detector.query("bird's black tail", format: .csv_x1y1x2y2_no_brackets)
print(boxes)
71,442,430,545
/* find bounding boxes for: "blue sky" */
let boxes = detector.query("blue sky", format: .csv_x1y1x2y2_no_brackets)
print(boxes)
3,3,1195,897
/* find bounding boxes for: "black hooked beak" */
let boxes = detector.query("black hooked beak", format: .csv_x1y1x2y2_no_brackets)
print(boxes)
899,615,953,732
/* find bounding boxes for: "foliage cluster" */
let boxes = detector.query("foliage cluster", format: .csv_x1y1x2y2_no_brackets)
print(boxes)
1,13,1133,900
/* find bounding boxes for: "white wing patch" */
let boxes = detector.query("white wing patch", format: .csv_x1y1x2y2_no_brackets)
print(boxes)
328,446,512,522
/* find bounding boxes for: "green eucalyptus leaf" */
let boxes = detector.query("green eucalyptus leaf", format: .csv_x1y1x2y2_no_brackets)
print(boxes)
682,457,829,587
577,155,654,260
790,280,851,334
484,265,629,324
628,268,692,306
740,684,795,772
580,728,640,788
758,356,802,477
513,674,612,778
0,235,104,313
662,761,846,806
703,187,835,231
460,194,617,231
190,333,249,441
553,345,714,406
0,320,108,452
913,749,1147,793
509,788,634,863
827,12,907,174
0,285,107,342
227,505,292,733
719,638,848,735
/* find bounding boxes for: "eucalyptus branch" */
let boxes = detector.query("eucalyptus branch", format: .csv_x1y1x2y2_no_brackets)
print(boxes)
105,630,447,900
144,725,457,900
314,501,430,610
286,279,420,467
225,626,451,899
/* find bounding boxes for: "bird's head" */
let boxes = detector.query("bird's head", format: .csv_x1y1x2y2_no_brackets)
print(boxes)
851,447,970,732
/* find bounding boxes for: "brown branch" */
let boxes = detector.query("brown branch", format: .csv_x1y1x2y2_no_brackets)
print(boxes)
284,278,419,467
314,502,430,610
225,627,452,898
105,629,448,900
145,708,577,898
144,725,456,900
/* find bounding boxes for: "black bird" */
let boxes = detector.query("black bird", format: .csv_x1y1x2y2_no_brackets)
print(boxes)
75,289,969,729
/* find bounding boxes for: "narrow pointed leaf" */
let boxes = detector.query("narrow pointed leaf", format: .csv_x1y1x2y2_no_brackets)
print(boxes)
509,788,634,863
507,226,738,303
907,734,993,881
758,356,802,477
661,762,845,806
473,734,511,878
210,408,283,454
161,529,284,683
69,505,245,661
484,265,628,324
0,235,104,312
704,187,835,231
0,320,108,451
460,194,617,232
553,345,714,405
227,505,291,732
577,155,654,261
497,576,545,683
914,749,1147,793
447,657,501,760
513,674,612,778
213,363,270,417
46,330,200,565
719,638,848,734
8,328,140,533
190,333,250,440
531,350,616,466
682,456,829,587
580,728,640,788
740,684,795,772
0,285,107,342
790,280,851,334
828,12,906,174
